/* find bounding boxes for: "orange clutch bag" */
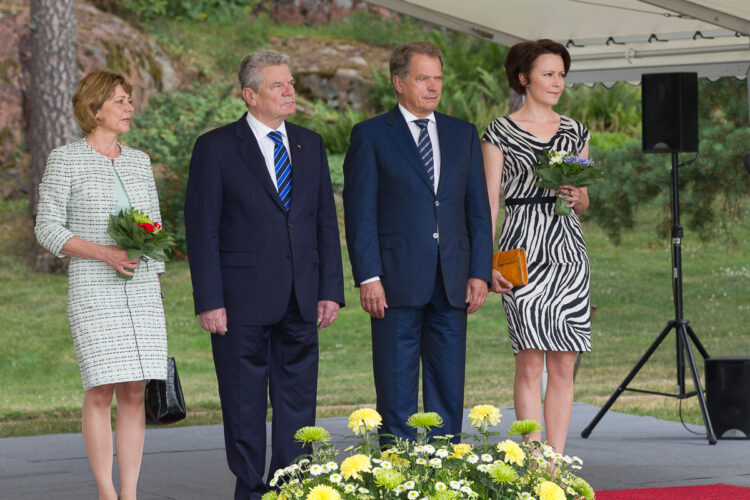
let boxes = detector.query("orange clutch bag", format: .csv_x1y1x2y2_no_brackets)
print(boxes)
493,248,528,287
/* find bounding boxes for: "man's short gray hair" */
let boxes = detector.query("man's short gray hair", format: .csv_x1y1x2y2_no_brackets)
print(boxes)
238,50,291,91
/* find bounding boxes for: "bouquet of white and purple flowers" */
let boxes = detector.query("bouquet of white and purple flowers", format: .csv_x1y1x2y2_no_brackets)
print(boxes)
535,149,604,216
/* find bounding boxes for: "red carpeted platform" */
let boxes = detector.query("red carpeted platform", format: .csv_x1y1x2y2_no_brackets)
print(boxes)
596,483,750,499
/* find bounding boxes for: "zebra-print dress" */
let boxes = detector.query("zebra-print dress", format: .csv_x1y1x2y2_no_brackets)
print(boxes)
482,115,591,354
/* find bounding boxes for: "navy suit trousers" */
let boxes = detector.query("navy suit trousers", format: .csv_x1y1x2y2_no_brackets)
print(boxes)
371,268,467,444
211,291,318,500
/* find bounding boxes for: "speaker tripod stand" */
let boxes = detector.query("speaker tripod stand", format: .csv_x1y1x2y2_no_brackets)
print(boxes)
581,151,717,445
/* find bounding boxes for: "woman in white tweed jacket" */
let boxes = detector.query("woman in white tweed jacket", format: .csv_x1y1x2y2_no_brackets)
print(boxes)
35,70,166,500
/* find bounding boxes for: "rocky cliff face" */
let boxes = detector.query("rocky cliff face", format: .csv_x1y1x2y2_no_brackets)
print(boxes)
0,0,177,198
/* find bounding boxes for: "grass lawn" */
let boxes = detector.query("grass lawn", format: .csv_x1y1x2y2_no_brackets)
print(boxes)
1,197,748,437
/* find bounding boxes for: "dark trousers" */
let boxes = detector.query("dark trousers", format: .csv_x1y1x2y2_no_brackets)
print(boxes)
211,292,318,500
371,269,467,443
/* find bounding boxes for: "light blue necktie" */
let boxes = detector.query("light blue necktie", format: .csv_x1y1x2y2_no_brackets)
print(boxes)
268,130,292,211
414,118,435,188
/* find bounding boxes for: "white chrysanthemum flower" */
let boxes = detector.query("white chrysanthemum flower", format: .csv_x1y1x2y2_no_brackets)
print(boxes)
573,456,583,464
329,473,342,483
481,454,493,462
408,491,420,500
520,494,536,500
468,492,479,499
572,464,583,470
553,452,563,461
449,481,461,490
298,458,310,466
289,464,299,472
344,484,356,493
467,454,479,464
372,458,383,464
414,445,426,454
371,467,382,474
358,488,369,494
416,458,427,465
289,478,299,485
269,476,278,487
404,481,416,489
562,455,573,464
310,464,324,476
435,448,449,458
568,487,576,495
535,457,548,468
381,461,392,469
461,486,473,495
326,461,338,471
423,445,436,454
394,486,403,495
477,464,489,473
435,482,447,491
429,458,442,468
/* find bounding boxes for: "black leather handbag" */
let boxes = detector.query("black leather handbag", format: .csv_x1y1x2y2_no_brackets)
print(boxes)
145,356,186,425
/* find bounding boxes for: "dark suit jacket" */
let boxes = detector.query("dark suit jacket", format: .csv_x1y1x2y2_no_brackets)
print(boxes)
343,107,492,309
184,113,344,326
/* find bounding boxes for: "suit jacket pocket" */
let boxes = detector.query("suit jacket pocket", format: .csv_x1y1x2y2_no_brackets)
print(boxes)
220,251,257,268
379,232,405,249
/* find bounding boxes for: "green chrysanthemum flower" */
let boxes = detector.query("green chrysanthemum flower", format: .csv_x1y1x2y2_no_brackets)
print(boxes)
261,492,278,500
429,490,460,500
373,469,405,490
406,412,444,430
294,426,331,445
489,462,518,484
571,477,595,500
508,419,543,437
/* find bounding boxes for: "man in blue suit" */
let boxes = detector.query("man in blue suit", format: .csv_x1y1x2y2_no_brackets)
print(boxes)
184,50,345,499
343,41,493,442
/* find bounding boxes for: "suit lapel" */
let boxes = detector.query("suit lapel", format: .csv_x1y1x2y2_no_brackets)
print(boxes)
385,107,434,192
286,124,306,216
434,112,453,198
235,114,286,212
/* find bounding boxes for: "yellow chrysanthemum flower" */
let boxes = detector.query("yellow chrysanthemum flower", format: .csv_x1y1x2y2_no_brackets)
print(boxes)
306,484,341,500
468,404,501,429
536,480,566,500
496,439,526,466
340,454,372,480
347,408,382,435
451,443,473,458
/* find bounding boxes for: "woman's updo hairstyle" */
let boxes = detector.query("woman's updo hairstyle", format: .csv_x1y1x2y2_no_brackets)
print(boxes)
504,39,571,95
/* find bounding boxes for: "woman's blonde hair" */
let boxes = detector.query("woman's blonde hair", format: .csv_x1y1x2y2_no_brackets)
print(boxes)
72,70,132,134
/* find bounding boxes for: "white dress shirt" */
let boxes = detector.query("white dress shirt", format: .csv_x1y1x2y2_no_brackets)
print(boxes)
398,103,441,193
361,105,442,286
246,112,291,192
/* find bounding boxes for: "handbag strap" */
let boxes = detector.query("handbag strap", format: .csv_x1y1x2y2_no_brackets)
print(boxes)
124,280,147,381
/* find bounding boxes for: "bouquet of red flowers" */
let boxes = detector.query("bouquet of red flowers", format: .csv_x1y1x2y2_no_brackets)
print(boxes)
107,208,176,280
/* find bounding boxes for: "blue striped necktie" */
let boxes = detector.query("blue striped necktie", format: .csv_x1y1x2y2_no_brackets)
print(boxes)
268,130,292,211
414,118,434,188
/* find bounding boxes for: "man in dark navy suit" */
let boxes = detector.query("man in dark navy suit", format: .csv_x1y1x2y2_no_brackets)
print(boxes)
343,41,493,443
184,50,344,499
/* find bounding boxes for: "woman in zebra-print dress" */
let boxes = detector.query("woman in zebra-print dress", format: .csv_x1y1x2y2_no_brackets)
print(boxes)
481,39,591,453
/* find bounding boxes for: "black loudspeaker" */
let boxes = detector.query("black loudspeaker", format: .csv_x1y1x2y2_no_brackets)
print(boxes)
642,72,698,153
706,357,750,439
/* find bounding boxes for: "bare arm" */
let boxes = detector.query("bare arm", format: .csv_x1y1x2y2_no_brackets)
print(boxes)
481,140,513,294
482,141,504,242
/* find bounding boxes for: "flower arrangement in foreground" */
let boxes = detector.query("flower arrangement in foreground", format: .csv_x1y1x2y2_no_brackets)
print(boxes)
107,208,176,279
261,405,595,500
534,149,604,216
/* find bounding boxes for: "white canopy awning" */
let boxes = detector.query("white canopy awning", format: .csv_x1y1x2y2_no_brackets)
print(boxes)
367,0,750,85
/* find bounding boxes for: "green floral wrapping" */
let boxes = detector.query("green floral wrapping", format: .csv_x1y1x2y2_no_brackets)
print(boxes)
534,149,605,216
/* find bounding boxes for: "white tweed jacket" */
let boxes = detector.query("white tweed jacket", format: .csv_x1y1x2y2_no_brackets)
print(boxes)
35,138,166,274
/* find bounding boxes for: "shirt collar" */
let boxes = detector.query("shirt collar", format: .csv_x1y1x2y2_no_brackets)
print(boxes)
246,111,288,140
398,103,435,125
